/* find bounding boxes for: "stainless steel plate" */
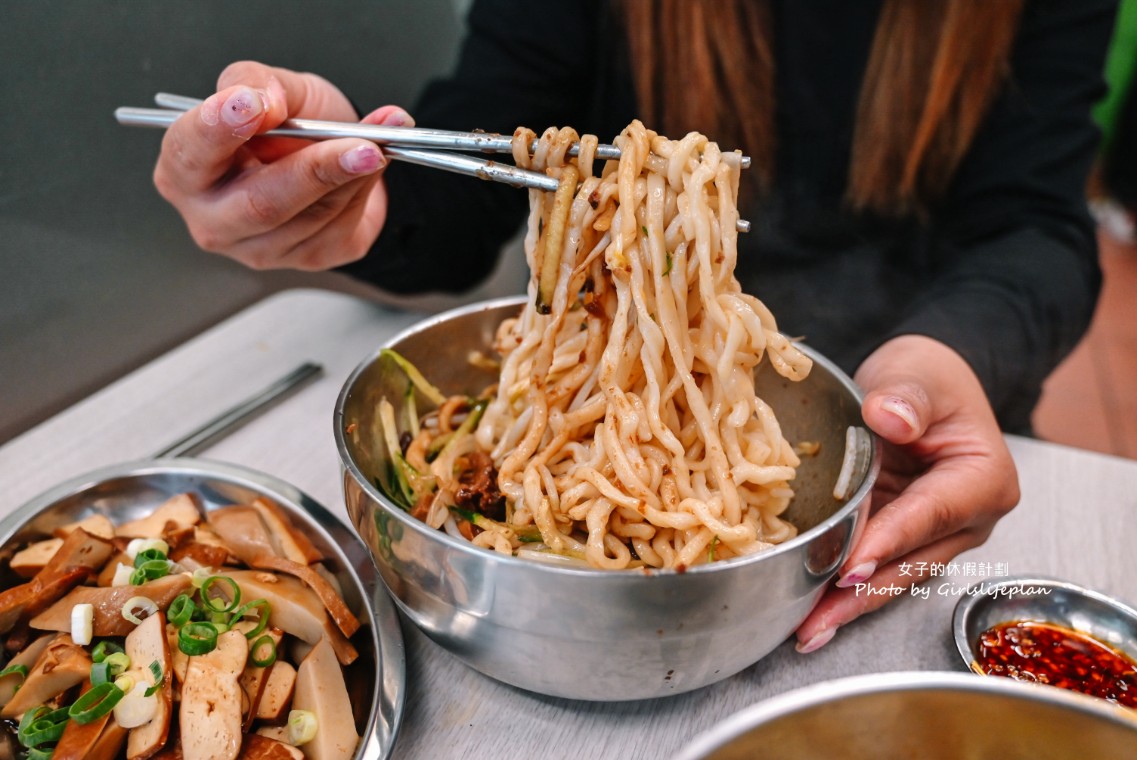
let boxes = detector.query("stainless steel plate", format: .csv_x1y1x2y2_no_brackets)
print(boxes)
0,457,405,760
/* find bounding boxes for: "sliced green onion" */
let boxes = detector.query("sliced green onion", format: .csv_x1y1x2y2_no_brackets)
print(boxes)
114,674,135,694
144,660,165,697
105,652,131,675
71,602,94,646
122,596,158,625
126,538,169,560
200,575,241,614
90,652,131,686
91,640,125,663
18,705,70,746
111,561,135,586
190,567,214,589
250,635,277,668
91,660,112,685
179,621,218,656
0,663,28,683
133,548,167,567
287,709,318,746
233,599,271,639
27,747,55,760
168,593,196,628
130,558,171,585
69,681,126,724
114,680,158,728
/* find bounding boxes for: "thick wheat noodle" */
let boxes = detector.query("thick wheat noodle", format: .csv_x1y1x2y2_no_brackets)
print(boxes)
427,120,811,569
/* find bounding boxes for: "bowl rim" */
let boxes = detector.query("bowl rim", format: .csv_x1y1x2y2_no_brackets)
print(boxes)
0,456,406,760
334,294,882,580
951,574,1137,671
669,670,1137,760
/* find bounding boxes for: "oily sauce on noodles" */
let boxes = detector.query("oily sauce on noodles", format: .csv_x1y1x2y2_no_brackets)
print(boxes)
975,620,1137,708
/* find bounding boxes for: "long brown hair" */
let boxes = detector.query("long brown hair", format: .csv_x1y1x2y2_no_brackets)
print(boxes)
622,0,1025,216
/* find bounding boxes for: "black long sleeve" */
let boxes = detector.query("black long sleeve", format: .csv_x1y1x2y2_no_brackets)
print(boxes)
340,0,1115,433
880,0,1114,427
338,0,633,293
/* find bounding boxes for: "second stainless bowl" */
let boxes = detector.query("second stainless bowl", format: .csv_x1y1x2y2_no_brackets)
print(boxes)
671,671,1137,759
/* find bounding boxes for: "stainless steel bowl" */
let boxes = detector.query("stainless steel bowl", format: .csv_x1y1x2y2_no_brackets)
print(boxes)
0,458,405,760
335,296,879,700
671,671,1137,759
952,575,1137,673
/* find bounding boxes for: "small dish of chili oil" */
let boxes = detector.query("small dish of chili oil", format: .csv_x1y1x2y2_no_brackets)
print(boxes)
953,576,1137,709
973,620,1137,707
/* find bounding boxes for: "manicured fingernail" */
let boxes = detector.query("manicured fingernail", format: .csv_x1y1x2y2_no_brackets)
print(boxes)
382,108,415,128
340,145,385,174
211,88,265,137
796,627,836,654
881,396,918,432
836,561,876,588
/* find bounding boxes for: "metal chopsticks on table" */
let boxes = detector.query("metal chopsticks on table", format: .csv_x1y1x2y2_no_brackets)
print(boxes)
115,93,752,232
151,361,323,458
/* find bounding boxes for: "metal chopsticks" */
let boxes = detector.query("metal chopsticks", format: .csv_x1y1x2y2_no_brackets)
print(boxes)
116,93,752,232
151,361,323,458
117,97,564,192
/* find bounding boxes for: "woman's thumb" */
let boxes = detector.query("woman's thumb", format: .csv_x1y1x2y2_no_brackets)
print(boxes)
860,382,931,446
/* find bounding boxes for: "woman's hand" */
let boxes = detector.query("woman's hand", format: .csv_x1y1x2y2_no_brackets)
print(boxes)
795,335,1020,652
152,61,412,270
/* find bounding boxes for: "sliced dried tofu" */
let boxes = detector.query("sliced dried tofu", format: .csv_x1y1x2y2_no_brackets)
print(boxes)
206,506,279,566
0,634,91,719
9,537,64,578
292,637,360,760
167,624,190,685
241,734,303,760
239,627,286,731
0,527,113,633
180,630,248,760
30,574,192,637
116,494,202,539
249,498,323,565
254,661,296,721
0,633,53,708
55,513,116,540
169,541,230,572
192,524,233,552
253,726,290,745
126,612,174,760
97,552,135,587
226,571,356,666
53,681,129,760
248,556,359,639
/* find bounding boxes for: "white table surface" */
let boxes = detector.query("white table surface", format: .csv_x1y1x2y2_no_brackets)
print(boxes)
2,288,1136,759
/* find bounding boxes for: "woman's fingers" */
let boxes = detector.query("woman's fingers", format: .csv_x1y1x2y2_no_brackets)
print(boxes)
837,454,1014,588
151,67,412,268
795,523,996,652
838,336,1019,582
155,85,274,198
791,336,1022,653
222,173,389,270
